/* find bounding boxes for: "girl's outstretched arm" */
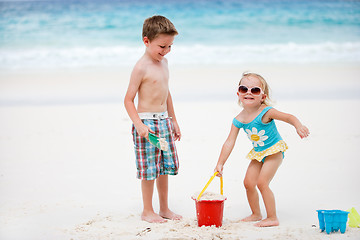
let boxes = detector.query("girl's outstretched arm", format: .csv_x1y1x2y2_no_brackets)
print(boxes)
265,108,310,139
214,124,240,176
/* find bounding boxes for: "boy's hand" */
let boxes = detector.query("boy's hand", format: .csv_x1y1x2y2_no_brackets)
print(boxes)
296,125,310,139
135,123,154,140
173,121,181,141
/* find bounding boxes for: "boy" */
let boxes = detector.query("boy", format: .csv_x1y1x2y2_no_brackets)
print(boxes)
124,15,182,223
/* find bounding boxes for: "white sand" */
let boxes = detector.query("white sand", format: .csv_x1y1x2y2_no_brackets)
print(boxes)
192,192,227,201
1,64,360,240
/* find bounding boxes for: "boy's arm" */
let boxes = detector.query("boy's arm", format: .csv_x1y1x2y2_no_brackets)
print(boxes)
167,90,181,141
215,124,240,177
266,108,310,139
124,65,152,139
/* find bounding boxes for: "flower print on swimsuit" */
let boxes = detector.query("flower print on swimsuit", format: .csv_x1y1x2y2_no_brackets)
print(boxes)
245,127,269,147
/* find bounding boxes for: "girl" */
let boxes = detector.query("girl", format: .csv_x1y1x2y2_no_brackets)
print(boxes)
214,72,309,227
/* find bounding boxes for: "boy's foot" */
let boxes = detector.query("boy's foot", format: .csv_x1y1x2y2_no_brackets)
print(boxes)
254,217,279,227
159,209,182,220
241,214,262,222
141,211,167,223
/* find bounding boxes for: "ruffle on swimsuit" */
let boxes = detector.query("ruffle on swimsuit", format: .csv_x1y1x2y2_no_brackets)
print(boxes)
247,140,288,162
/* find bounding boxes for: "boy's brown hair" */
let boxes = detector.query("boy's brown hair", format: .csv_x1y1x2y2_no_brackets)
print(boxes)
142,15,178,41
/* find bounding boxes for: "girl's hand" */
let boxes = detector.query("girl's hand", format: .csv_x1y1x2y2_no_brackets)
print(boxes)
296,125,310,139
214,164,224,177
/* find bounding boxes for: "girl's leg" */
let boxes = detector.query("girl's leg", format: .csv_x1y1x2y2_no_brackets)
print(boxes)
141,179,167,223
254,152,283,227
156,175,182,220
242,160,263,222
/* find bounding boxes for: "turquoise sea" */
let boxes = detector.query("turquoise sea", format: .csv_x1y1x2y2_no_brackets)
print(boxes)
1,0,360,69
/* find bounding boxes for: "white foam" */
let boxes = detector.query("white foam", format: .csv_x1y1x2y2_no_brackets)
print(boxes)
1,42,359,69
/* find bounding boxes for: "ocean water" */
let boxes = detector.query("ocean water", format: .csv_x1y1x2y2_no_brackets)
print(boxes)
1,0,360,69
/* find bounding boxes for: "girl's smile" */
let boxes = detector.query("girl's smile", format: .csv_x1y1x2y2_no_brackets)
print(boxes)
244,96,255,100
238,76,266,107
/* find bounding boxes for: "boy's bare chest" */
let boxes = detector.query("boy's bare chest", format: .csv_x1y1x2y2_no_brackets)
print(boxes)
143,65,169,86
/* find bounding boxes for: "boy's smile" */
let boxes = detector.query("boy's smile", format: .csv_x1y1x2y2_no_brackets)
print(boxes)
144,34,175,62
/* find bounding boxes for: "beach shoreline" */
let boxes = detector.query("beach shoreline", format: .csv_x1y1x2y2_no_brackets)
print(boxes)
1,62,359,106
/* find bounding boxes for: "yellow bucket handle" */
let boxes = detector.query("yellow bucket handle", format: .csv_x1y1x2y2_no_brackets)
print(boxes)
197,172,223,201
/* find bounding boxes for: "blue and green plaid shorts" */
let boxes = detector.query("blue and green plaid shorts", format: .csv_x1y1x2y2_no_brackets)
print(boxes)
132,117,179,180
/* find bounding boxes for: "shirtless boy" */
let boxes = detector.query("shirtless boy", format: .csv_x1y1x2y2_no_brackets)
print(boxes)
124,15,182,223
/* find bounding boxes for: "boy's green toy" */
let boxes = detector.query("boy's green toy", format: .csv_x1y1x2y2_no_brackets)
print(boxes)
149,132,169,151
347,207,360,228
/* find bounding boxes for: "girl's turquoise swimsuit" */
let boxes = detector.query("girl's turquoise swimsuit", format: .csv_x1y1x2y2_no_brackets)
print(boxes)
232,106,288,162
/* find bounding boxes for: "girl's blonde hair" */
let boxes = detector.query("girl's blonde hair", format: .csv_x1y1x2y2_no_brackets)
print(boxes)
238,72,273,106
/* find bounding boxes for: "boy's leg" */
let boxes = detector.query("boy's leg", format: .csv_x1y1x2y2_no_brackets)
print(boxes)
155,118,181,220
254,152,283,227
242,160,263,222
141,179,167,223
156,175,182,220
132,119,166,223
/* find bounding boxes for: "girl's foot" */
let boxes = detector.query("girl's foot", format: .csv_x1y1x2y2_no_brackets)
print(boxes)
159,209,182,220
241,214,262,222
254,217,279,227
141,211,167,223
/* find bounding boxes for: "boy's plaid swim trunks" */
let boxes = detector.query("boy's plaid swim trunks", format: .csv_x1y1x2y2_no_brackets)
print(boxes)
132,113,179,180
